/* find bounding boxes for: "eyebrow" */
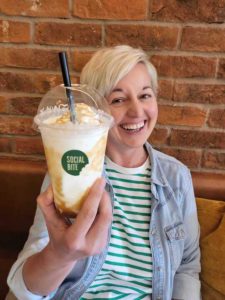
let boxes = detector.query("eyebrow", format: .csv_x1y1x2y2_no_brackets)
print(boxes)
143,86,152,90
111,86,152,93
111,88,123,93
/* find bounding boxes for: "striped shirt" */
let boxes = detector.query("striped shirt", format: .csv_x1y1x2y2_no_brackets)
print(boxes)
80,157,152,300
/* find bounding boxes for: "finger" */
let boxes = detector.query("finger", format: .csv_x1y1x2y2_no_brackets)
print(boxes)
69,178,106,238
87,190,112,248
37,185,67,229
37,185,54,213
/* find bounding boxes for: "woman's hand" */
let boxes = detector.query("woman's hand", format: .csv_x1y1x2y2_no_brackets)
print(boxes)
38,178,112,264
23,178,112,296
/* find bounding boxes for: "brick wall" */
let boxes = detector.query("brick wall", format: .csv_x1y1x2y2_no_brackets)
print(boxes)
0,0,225,174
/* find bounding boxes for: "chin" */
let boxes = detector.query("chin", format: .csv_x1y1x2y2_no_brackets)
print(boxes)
122,133,148,146
122,139,146,149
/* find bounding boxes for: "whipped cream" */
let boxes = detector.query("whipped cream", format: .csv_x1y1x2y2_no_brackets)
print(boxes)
43,103,101,126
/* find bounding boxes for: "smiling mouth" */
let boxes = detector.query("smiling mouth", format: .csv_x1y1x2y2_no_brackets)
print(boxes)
120,121,145,132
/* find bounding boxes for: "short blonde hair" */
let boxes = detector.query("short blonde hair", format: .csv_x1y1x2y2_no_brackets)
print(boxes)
80,45,158,97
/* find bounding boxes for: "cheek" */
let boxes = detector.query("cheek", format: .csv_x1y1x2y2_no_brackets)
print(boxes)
108,126,120,142
147,104,158,119
110,109,123,125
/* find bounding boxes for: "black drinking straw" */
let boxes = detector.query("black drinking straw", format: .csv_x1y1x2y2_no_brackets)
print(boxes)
58,52,76,123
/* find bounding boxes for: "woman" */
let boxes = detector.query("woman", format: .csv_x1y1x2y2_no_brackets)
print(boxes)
7,45,201,300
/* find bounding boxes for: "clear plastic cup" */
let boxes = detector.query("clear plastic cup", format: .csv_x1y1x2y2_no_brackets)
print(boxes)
34,84,113,217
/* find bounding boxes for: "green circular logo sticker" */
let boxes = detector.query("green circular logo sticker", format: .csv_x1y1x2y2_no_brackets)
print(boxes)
61,150,89,176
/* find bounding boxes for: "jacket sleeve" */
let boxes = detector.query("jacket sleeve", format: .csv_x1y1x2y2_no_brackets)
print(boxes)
172,170,201,300
7,174,56,300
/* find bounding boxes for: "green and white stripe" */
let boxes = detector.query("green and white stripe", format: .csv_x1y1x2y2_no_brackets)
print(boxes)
80,157,152,299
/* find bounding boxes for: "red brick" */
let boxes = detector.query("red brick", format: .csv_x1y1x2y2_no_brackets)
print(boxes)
31,73,78,93
14,137,44,155
170,129,225,149
35,23,102,46
8,96,41,116
157,79,173,100
73,0,148,20
0,96,8,113
151,0,225,23
158,104,206,127
0,71,63,94
202,151,225,170
181,27,225,52
35,73,79,93
207,109,225,129
161,147,201,168
218,58,225,79
32,73,60,94
0,72,32,93
151,55,216,78
174,83,225,104
198,0,225,23
105,25,179,50
0,0,69,17
0,20,30,43
148,127,169,145
0,116,36,135
0,47,60,70
151,0,198,22
0,137,12,152
72,50,94,72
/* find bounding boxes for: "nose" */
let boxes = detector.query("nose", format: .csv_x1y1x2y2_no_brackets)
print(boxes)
128,96,143,117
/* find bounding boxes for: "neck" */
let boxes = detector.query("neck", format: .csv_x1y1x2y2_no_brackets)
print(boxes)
106,146,148,168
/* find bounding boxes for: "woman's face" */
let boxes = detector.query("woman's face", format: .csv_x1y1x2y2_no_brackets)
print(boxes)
106,63,158,155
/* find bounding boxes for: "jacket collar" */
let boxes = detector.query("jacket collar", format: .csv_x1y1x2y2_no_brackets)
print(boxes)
144,142,168,188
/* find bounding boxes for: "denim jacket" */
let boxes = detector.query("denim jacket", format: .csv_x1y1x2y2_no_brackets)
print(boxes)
7,143,201,300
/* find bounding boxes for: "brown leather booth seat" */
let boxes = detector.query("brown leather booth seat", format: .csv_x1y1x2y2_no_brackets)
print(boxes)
0,159,46,299
1,159,225,300
192,171,225,201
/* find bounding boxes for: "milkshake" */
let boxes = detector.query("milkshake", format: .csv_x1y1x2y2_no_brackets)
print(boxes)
34,85,113,217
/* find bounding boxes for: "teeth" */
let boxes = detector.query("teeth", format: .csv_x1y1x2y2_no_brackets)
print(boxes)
122,122,144,130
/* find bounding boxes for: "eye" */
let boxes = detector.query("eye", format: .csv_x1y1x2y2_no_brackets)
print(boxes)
110,98,125,105
140,93,152,100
